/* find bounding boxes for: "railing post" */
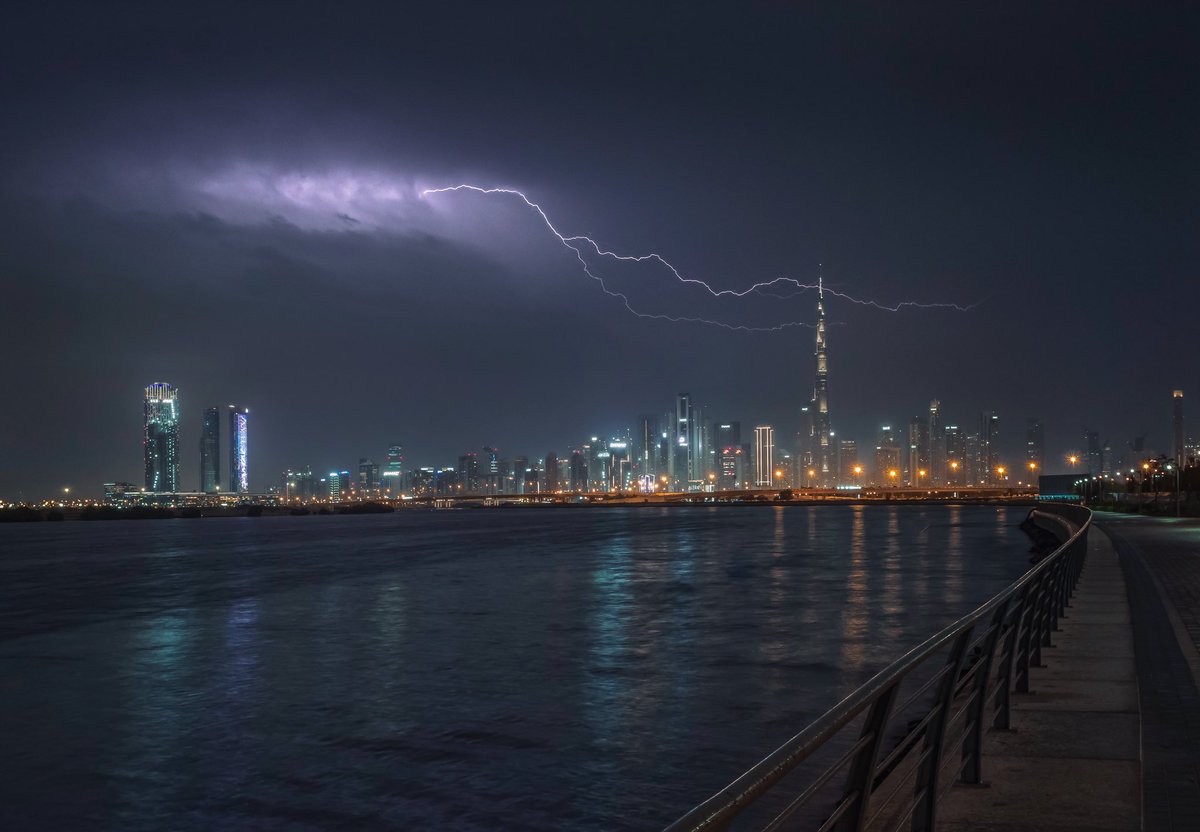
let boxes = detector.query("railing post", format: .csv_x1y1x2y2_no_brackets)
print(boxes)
837,685,899,832
912,627,972,832
1040,563,1056,647
1024,572,1046,679
993,588,1025,729
962,600,1008,783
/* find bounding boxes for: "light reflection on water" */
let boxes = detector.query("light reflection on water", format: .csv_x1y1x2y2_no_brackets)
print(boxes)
0,505,1033,830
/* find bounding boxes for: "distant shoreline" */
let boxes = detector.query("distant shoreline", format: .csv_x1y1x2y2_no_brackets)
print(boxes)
0,497,1043,523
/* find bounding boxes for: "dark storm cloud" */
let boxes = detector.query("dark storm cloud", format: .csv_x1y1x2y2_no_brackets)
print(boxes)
1,1,1197,496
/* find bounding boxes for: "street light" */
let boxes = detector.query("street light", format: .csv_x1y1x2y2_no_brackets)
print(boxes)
888,469,899,487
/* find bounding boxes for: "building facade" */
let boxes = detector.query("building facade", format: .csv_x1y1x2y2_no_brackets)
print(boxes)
754,425,775,487
228,405,249,493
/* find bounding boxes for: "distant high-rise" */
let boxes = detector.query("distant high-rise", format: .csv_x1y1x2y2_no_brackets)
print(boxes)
569,449,587,492
671,395,692,489
512,455,530,494
1083,429,1103,476
482,446,500,494
839,439,859,482
199,406,220,492
981,412,1000,484
810,280,833,486
358,457,379,492
754,425,775,487
874,425,901,486
718,445,746,489
634,416,660,482
1173,391,1184,465
929,400,945,485
907,416,930,486
545,452,559,492
1025,418,1045,472
945,425,964,485
714,422,742,458
382,444,404,491
143,383,180,492
228,405,249,493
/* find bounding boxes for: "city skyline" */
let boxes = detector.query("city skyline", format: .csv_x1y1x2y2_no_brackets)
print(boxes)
100,362,1191,502
1,4,1196,499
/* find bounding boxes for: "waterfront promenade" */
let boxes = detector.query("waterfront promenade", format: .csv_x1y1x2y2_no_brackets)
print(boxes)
940,513,1200,832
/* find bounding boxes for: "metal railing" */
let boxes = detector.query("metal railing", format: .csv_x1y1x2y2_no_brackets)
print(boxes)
664,503,1091,832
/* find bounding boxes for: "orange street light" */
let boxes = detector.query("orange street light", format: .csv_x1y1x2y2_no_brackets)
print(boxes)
1028,461,1038,472
853,465,863,476
1068,455,1079,466
996,465,1007,478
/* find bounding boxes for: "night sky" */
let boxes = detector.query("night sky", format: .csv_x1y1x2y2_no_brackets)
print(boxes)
1,2,1196,497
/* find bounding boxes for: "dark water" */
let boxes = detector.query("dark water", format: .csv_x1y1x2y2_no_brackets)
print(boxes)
0,505,1033,830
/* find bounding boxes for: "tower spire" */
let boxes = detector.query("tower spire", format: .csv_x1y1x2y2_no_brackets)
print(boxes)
810,266,832,486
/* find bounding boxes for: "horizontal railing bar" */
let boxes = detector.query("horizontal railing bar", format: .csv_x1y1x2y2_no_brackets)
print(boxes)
864,744,927,829
815,791,858,832
873,703,944,776
892,663,955,721
760,732,876,832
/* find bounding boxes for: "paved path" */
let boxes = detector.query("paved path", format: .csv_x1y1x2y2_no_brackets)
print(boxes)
1098,516,1200,832
938,521,1140,831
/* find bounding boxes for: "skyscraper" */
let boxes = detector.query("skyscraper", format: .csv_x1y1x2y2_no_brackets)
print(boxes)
945,425,964,485
714,422,741,468
1173,391,1184,465
671,394,692,489
754,425,775,487
358,457,379,492
839,439,859,482
907,416,930,486
1025,418,1045,471
1084,429,1103,476
929,400,945,485
981,411,1000,484
199,406,220,492
569,449,587,492
383,444,404,492
228,405,249,493
874,425,901,486
144,383,180,492
810,280,833,485
545,452,559,492
634,416,659,482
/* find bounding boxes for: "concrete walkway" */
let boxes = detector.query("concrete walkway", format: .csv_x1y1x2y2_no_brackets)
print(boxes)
938,525,1141,831
1103,519,1200,832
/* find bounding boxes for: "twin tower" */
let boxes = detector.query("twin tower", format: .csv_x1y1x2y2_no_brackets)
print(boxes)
200,404,250,494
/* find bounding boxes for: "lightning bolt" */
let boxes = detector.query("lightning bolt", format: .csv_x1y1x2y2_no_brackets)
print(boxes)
420,184,978,331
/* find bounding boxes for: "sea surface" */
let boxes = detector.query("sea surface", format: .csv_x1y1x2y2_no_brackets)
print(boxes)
0,504,1035,830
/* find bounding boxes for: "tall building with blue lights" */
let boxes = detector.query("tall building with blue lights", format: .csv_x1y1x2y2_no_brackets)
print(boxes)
228,405,249,493
144,382,180,492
